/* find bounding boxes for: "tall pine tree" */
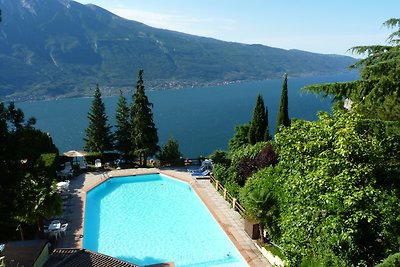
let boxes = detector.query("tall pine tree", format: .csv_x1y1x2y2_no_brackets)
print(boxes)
248,94,270,144
115,90,132,159
264,106,271,141
304,19,400,121
276,73,290,132
130,70,159,166
84,84,113,153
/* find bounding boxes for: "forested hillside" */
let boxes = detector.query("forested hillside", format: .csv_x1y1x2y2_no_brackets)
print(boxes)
0,0,355,101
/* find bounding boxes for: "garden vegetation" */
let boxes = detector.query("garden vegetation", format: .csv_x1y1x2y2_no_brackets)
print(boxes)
211,19,400,266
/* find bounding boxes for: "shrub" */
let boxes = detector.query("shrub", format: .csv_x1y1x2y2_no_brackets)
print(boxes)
236,157,257,186
212,163,230,184
209,150,231,166
234,142,279,187
255,143,278,168
38,153,58,177
375,253,400,267
224,179,241,199
240,167,281,240
84,152,103,165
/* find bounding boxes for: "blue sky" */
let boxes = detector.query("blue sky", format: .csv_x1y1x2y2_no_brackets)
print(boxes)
74,0,400,56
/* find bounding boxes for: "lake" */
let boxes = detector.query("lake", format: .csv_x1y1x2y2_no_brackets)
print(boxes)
16,72,357,158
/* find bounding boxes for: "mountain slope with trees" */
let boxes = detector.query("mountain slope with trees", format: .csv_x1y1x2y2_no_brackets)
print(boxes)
0,0,356,101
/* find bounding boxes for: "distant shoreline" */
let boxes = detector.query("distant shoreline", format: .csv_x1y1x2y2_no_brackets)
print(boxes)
7,70,358,104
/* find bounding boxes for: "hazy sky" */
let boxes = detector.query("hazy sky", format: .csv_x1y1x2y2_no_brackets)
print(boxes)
74,0,400,56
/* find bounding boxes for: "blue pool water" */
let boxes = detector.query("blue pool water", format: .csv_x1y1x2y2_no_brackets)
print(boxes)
83,174,249,267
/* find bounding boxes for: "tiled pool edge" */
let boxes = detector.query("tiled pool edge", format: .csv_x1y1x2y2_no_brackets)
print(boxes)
69,169,270,267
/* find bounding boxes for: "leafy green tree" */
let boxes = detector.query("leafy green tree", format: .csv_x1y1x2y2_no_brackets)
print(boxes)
248,94,270,144
84,84,114,153
229,124,250,151
14,153,61,226
158,137,182,166
240,166,281,241
131,70,159,166
274,110,400,266
276,73,290,131
208,150,231,166
304,18,400,121
115,90,132,158
0,103,60,240
375,252,400,267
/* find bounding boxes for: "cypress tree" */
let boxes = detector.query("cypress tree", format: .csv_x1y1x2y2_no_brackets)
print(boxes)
276,73,290,132
248,94,269,144
264,106,271,141
130,70,159,166
115,90,132,159
84,84,113,153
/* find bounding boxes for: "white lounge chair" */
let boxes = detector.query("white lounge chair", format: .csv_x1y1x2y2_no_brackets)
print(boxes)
60,223,68,237
79,160,87,170
94,159,102,168
191,170,211,177
57,162,73,179
48,230,61,240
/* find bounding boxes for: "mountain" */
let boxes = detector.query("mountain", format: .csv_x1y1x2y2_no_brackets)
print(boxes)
0,0,357,101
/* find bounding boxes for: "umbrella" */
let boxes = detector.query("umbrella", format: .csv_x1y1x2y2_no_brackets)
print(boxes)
63,150,88,157
63,150,88,166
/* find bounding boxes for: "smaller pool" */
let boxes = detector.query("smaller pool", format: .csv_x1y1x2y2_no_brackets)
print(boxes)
83,174,248,267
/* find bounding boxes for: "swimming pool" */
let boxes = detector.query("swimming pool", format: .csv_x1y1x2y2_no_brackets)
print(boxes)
83,174,248,267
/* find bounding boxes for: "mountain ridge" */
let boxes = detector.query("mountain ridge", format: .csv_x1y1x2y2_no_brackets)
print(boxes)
0,0,357,101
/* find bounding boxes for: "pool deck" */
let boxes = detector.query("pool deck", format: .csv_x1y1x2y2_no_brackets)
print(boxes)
55,168,272,267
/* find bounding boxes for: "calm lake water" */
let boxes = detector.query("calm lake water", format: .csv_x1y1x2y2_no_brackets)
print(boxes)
17,72,357,158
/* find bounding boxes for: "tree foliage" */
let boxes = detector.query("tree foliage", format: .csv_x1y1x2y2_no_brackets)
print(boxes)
0,102,60,240
276,73,290,131
235,143,278,186
114,90,132,158
208,150,231,166
158,137,182,166
225,18,400,267
303,18,400,121
375,252,400,267
240,167,281,240
84,84,114,153
274,110,400,266
229,124,250,152
131,70,159,165
248,95,270,144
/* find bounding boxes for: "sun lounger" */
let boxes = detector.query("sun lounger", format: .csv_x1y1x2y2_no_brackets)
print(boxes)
95,159,102,168
60,223,68,237
79,160,87,170
57,162,73,179
191,170,211,177
188,166,206,173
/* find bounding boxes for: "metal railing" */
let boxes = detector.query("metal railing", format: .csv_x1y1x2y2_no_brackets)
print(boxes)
209,175,246,217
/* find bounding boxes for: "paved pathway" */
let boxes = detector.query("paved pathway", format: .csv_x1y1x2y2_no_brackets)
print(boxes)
55,168,271,267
